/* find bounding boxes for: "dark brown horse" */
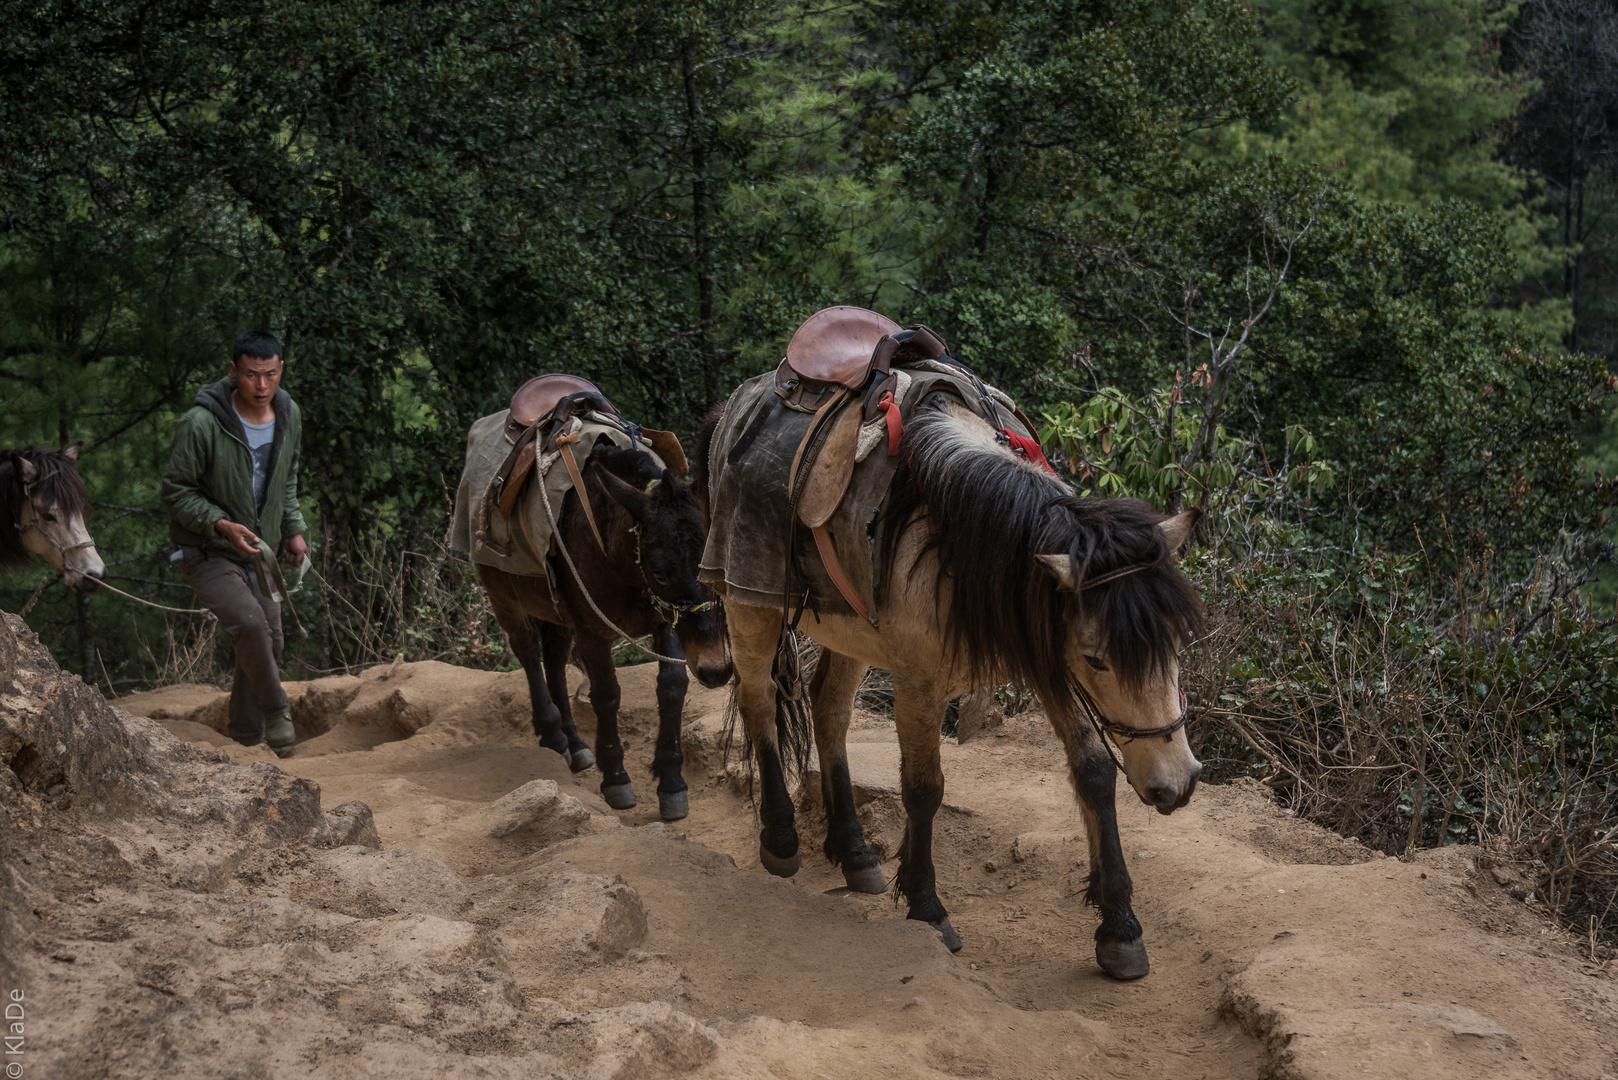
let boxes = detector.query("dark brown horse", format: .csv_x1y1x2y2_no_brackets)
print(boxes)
1,445,105,593
698,392,1204,979
479,438,730,820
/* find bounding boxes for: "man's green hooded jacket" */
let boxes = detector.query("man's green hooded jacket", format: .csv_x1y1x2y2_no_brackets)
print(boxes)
162,377,306,562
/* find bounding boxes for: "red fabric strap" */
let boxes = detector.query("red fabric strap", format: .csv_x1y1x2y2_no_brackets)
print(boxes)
1002,429,1056,476
878,391,903,456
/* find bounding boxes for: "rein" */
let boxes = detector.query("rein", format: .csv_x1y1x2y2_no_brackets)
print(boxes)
16,493,213,618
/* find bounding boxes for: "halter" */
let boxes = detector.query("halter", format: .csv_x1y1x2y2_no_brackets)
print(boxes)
15,483,97,556
1075,676,1190,775
626,481,720,629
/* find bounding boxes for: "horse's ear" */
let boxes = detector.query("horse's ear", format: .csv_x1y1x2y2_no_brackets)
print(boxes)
1159,508,1201,556
60,441,82,463
1036,553,1076,591
594,466,648,517
11,454,38,486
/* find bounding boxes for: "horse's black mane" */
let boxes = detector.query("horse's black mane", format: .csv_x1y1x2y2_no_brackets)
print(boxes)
0,447,91,568
881,399,1204,710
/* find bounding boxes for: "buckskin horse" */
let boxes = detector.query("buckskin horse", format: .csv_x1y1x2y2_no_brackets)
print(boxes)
458,377,731,820
1,444,106,594
697,310,1204,979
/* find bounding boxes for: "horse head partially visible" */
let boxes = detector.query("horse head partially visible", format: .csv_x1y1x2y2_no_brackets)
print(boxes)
587,442,732,689
1,444,105,593
891,396,1206,814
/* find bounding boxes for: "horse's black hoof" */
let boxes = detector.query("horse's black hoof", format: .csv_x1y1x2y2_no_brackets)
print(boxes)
569,747,595,773
759,844,801,878
931,919,964,952
658,790,689,821
602,783,637,810
843,864,889,894
1096,937,1150,980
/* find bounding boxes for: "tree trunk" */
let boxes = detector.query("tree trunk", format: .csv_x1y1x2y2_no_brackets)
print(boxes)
683,47,720,406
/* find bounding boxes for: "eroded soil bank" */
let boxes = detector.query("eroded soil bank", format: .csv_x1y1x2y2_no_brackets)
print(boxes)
3,613,1615,1079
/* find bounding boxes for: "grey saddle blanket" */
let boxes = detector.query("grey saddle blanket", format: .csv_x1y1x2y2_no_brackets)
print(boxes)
449,408,666,584
699,365,1037,619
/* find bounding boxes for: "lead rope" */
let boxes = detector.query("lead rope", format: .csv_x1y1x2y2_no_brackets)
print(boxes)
536,472,687,665
14,512,215,619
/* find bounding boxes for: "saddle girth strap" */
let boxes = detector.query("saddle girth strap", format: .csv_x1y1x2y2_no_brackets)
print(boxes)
810,524,869,623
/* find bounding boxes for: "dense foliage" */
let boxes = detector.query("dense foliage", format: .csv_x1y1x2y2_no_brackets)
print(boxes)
2,0,1614,936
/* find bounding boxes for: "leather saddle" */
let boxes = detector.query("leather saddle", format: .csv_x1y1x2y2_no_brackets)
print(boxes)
763,307,964,622
487,374,691,554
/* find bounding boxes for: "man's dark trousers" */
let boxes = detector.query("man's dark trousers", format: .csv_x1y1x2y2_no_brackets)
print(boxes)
180,547,286,744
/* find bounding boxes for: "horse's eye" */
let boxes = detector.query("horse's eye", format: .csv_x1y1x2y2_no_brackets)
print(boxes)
652,573,670,586
41,512,58,524
1084,655,1109,672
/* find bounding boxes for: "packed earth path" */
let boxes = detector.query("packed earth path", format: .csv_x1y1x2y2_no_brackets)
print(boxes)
3,616,1615,1079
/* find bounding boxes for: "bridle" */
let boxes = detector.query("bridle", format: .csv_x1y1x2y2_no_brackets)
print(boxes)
15,484,96,558
1075,676,1191,775
626,478,720,629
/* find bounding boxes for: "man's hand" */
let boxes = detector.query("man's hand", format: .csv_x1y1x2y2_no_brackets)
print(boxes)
214,518,260,554
281,532,309,566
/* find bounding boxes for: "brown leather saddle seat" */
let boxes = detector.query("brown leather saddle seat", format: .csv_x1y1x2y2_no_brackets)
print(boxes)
505,373,616,442
785,306,902,388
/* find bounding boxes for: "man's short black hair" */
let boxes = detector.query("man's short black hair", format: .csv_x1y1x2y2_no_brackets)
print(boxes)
232,331,283,366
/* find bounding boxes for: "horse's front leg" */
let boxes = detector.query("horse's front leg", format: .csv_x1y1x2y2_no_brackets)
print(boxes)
574,632,636,809
649,621,690,821
810,649,886,893
892,673,961,951
1072,740,1148,980
727,601,802,877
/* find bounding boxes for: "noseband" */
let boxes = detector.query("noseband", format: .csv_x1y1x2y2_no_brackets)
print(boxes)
1074,676,1190,775
626,481,719,629
16,485,96,556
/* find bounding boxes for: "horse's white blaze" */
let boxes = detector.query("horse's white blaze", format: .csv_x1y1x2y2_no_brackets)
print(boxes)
20,498,104,588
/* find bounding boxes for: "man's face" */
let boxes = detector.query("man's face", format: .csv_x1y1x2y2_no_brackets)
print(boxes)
231,354,283,408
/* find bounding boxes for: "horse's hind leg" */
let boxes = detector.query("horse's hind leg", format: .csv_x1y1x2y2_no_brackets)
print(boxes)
891,673,961,951
1063,727,1147,979
482,572,572,762
574,631,636,809
540,622,593,773
727,601,802,877
650,622,690,821
809,650,885,893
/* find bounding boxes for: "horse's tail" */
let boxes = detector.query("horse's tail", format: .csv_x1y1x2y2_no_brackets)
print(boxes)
770,637,814,785
719,634,816,806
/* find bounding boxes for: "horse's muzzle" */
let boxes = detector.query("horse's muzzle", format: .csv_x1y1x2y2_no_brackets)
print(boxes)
695,661,733,689
1144,766,1200,816
71,568,105,594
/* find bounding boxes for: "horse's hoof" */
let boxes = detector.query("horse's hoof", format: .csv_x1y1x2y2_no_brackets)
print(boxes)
843,864,889,894
759,844,801,878
1096,937,1150,980
931,918,964,952
602,783,637,810
569,747,595,773
659,790,689,821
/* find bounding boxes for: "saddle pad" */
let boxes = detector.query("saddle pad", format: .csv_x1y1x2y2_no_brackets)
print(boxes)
449,409,667,584
700,365,1040,619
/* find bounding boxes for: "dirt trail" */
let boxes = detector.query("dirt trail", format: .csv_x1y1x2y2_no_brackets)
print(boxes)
7,631,1616,1078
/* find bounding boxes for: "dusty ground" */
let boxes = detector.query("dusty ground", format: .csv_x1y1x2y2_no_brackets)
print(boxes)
3,612,1616,1079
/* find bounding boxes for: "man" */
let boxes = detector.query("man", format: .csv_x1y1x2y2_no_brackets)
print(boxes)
162,331,309,754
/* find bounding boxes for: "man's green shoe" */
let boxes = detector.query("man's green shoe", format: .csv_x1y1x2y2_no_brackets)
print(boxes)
265,713,296,757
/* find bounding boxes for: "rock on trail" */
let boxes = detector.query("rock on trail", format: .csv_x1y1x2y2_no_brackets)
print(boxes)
3,610,1615,1078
